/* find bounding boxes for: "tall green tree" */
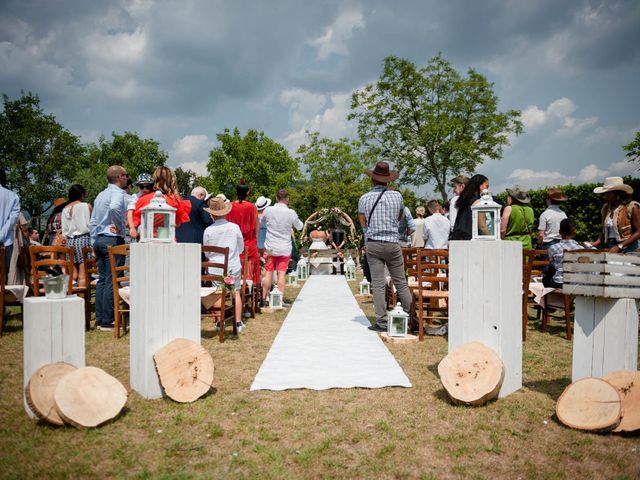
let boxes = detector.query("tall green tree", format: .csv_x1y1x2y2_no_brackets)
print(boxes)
0,92,86,217
623,131,640,163
350,54,523,202
206,128,299,200
175,167,199,198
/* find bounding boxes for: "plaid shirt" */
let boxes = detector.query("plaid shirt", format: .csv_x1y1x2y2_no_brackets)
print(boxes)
358,186,404,243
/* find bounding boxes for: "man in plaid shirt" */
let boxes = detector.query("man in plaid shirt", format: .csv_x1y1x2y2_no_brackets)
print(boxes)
358,161,412,331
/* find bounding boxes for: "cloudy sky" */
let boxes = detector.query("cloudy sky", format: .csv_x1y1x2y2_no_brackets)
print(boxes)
1,0,639,196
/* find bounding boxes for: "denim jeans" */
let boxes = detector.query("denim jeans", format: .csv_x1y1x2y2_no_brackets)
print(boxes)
93,235,124,327
3,244,12,283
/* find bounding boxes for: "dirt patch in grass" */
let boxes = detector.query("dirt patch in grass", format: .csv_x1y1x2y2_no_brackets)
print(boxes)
1,279,639,479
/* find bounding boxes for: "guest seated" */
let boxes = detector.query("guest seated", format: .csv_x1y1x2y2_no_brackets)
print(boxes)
543,218,582,288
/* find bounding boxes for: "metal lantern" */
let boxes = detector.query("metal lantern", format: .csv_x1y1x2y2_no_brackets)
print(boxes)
471,189,501,241
345,255,356,281
359,278,371,296
296,255,309,281
269,286,284,310
286,271,298,286
387,302,409,337
139,191,177,243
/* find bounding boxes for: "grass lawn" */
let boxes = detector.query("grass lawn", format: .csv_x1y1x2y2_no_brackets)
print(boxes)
1,278,639,479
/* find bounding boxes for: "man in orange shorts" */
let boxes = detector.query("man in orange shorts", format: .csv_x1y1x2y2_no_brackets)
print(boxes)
260,189,303,305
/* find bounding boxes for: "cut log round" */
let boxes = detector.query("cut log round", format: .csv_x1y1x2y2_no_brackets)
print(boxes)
54,366,128,428
26,362,77,426
437,342,504,406
154,338,214,403
603,370,640,433
556,378,622,432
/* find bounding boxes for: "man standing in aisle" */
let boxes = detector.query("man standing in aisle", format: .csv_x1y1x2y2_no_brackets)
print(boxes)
89,165,128,331
358,161,412,332
0,169,20,283
260,189,303,305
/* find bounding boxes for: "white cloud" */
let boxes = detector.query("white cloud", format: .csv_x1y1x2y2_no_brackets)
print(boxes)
608,160,638,176
308,4,365,60
575,163,608,182
520,105,546,129
170,134,214,176
557,115,598,136
546,97,576,118
520,96,597,137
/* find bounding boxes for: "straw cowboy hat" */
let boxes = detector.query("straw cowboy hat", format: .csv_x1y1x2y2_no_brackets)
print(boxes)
506,185,531,204
255,196,272,211
365,161,399,183
546,187,568,202
593,176,633,195
204,196,232,217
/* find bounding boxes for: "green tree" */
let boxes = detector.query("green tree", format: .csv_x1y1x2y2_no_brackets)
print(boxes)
73,132,168,202
0,92,86,217
175,167,199,198
623,131,640,163
206,128,299,200
350,54,523,203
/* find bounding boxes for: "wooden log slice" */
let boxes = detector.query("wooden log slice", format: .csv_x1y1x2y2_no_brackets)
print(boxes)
154,338,214,403
26,362,77,426
603,370,640,433
54,367,128,428
556,378,622,432
437,342,504,406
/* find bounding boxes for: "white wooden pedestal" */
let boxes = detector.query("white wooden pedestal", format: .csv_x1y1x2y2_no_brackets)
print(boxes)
23,296,85,418
572,297,638,381
129,243,201,399
449,241,522,398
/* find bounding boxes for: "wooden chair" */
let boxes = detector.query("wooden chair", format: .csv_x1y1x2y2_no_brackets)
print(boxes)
1,246,7,336
202,245,235,342
29,245,91,330
407,249,449,341
107,244,130,339
239,249,255,319
82,246,97,324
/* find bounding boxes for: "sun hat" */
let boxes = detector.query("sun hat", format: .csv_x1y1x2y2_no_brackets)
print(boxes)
53,197,66,207
215,193,230,203
449,175,470,187
506,185,531,204
546,187,568,202
593,177,633,195
365,161,399,184
135,173,153,186
255,196,272,211
204,196,232,217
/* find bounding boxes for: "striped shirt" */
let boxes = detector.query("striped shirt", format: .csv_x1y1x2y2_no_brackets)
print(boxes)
358,186,404,243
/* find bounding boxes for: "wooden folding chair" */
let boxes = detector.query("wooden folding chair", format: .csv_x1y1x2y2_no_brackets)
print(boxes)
408,249,449,341
202,245,235,342
29,245,91,329
107,244,130,339
82,246,97,324
239,249,255,319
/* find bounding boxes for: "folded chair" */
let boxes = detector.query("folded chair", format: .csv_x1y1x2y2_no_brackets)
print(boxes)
108,244,130,339
202,245,235,342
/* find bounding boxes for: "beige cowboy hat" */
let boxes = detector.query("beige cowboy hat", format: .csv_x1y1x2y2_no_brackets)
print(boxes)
593,176,633,195
204,196,232,217
365,161,399,183
506,185,531,204
546,187,568,202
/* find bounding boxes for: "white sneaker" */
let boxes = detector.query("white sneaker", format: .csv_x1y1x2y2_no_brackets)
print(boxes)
236,321,246,333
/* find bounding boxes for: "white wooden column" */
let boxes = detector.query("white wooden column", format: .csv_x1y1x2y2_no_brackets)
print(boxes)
572,297,638,382
449,240,522,398
129,243,201,399
23,296,85,418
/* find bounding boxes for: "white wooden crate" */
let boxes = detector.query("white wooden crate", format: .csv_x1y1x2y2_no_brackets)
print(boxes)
563,251,640,299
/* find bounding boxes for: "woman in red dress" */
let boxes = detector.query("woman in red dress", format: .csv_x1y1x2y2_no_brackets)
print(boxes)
226,179,260,284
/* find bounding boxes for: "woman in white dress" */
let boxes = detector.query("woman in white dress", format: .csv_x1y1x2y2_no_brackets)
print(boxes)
61,184,92,287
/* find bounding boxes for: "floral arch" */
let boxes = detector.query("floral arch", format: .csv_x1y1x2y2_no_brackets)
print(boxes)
300,207,359,249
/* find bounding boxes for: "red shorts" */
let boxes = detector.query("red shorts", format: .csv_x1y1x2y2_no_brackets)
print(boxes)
265,254,291,272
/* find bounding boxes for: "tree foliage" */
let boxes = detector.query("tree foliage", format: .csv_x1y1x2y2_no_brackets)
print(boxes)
175,167,199,198
623,131,640,163
0,92,86,217
350,54,523,203
206,128,299,200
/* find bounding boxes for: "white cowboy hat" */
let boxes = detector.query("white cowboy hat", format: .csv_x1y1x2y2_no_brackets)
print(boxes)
593,177,633,195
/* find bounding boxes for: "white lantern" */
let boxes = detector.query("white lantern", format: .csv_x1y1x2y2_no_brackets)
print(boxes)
296,255,308,281
345,255,356,281
359,278,371,296
269,286,283,310
139,191,176,243
286,271,298,286
471,190,501,241
387,302,409,337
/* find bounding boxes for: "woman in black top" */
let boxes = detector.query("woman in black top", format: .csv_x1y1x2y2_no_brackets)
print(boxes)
450,174,489,240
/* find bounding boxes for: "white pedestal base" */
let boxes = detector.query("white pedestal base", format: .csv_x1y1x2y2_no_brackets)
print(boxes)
129,243,202,399
572,297,638,382
448,241,522,398
23,296,85,418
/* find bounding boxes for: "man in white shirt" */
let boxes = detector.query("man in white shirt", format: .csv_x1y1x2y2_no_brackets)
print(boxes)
423,200,451,249
448,175,469,232
260,189,303,304
537,188,568,249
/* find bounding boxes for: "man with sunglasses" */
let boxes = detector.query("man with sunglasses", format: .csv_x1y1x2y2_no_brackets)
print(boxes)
126,173,153,241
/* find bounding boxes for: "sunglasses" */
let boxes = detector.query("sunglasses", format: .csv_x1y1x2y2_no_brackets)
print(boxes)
138,184,153,190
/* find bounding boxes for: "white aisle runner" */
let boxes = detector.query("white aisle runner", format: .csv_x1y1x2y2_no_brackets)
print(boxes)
250,275,412,391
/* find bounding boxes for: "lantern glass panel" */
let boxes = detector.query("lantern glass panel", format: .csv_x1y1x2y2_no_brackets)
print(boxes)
389,315,407,337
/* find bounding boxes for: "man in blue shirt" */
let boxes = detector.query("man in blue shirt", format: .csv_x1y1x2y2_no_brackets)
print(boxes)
89,165,128,330
0,170,20,283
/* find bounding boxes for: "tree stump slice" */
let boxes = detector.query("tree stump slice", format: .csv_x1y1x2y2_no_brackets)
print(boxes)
54,366,128,428
26,362,77,426
603,370,640,433
154,338,214,403
437,341,504,406
556,377,622,432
